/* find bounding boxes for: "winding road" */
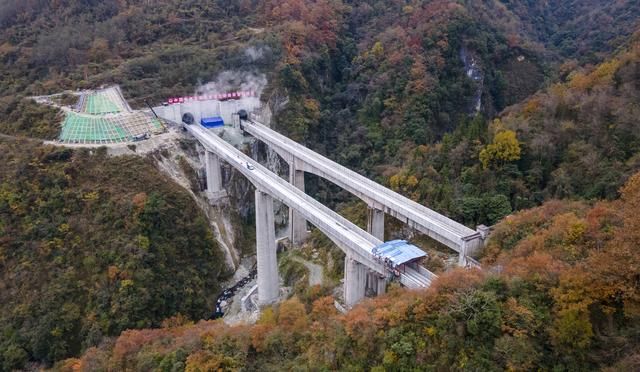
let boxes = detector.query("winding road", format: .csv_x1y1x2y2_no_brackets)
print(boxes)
292,256,324,286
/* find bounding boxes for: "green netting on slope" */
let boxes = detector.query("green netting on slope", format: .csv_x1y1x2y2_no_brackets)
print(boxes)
60,116,73,139
60,110,166,143
60,114,85,141
85,94,121,114
60,113,124,143
92,119,107,141
114,126,128,140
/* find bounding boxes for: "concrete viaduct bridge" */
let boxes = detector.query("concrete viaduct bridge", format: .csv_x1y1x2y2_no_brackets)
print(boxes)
184,116,486,308
186,124,441,307
241,116,485,266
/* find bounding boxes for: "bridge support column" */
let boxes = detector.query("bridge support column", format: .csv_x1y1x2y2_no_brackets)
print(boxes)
344,255,367,307
205,151,223,193
376,275,387,295
255,190,279,305
367,206,385,241
365,272,386,296
289,160,308,244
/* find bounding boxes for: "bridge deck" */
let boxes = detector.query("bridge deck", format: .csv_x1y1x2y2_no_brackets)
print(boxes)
243,118,482,253
187,124,393,275
187,123,438,290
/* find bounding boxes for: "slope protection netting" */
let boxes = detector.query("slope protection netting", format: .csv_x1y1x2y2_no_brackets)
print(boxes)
79,87,129,114
60,112,166,144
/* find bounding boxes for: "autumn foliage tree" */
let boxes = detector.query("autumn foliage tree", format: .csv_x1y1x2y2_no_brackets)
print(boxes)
479,129,522,169
57,171,640,371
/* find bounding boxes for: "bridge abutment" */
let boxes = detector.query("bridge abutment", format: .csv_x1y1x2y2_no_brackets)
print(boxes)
289,160,308,244
458,233,485,268
255,189,279,305
367,206,385,241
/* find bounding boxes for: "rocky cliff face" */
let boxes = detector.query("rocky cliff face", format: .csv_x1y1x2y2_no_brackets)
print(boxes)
460,46,484,114
146,129,245,275
148,124,292,278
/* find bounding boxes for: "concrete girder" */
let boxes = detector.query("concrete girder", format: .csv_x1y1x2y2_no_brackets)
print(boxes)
241,120,486,262
304,158,483,251
188,125,386,275
185,124,436,309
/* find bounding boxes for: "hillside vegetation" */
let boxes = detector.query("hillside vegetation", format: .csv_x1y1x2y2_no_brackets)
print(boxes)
0,141,223,370
0,0,271,123
1,0,640,371
268,2,640,227
373,38,640,227
1,0,637,137
57,171,640,371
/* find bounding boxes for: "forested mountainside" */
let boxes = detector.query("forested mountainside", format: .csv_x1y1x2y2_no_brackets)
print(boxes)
56,171,640,371
375,39,640,227
0,141,223,370
0,0,268,111
0,0,637,120
1,0,640,371
267,0,640,141
270,1,640,227
467,0,640,61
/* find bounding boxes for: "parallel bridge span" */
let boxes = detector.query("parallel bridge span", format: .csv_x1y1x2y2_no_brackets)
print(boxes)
242,117,484,265
185,124,435,306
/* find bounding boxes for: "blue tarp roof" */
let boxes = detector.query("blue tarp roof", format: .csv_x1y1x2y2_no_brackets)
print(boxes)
372,240,427,266
201,116,224,127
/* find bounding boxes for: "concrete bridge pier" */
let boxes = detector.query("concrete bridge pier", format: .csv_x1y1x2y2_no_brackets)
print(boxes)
377,277,387,295
367,205,385,241
374,274,387,295
255,189,279,305
289,159,308,244
366,272,387,296
205,151,224,197
344,255,367,307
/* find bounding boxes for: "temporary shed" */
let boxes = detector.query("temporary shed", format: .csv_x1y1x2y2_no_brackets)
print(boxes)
372,240,427,268
201,116,224,128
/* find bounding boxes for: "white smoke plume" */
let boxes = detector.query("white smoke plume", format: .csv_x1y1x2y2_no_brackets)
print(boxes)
244,45,268,61
195,71,267,96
